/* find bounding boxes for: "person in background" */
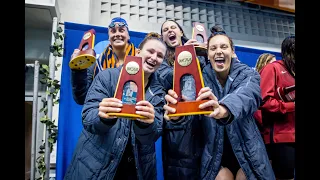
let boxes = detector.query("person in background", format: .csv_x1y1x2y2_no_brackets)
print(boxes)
254,53,276,73
253,53,277,131
70,17,136,105
256,36,295,180
64,33,167,180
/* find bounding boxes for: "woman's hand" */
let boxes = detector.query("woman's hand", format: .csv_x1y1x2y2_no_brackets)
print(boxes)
196,87,229,119
163,89,180,121
135,101,155,124
98,98,123,119
71,49,80,59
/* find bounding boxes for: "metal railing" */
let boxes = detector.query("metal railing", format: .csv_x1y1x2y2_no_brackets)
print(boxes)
28,16,58,180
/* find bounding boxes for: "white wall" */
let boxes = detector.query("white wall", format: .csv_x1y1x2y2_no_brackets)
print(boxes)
58,0,91,24
56,0,288,52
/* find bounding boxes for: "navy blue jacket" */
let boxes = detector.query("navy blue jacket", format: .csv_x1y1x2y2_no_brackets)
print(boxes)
70,64,95,105
158,53,209,180
162,115,205,180
64,67,166,180
200,60,274,179
163,60,275,180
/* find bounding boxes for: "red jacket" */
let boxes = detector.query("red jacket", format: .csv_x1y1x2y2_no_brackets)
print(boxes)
254,60,295,144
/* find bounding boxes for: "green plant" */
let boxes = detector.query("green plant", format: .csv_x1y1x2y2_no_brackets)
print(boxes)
36,25,64,180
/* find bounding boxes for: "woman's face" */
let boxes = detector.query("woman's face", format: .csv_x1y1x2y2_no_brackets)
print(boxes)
161,21,183,48
137,39,166,75
108,23,130,49
208,35,234,74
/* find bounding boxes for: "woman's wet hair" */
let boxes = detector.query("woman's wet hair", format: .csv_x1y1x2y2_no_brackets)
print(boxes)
281,36,295,76
207,25,235,51
138,32,166,49
255,53,276,72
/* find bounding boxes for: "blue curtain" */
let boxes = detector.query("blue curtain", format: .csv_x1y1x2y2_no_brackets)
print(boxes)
235,46,281,67
56,22,281,180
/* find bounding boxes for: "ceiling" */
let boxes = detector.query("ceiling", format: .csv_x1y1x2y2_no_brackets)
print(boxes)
25,7,54,30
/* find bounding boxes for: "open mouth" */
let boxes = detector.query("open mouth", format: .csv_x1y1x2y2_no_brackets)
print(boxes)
215,57,225,66
168,34,176,41
146,60,156,68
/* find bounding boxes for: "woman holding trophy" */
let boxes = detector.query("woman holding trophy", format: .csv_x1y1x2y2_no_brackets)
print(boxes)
64,33,167,180
163,26,275,180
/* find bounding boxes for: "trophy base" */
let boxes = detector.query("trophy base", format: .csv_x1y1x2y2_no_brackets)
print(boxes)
69,50,96,70
194,46,207,56
167,100,213,117
107,104,147,119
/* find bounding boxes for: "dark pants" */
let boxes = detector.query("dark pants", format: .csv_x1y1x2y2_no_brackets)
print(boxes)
114,140,138,180
220,130,241,177
266,143,295,179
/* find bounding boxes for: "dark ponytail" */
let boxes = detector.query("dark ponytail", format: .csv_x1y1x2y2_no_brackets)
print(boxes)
281,36,295,76
210,25,226,35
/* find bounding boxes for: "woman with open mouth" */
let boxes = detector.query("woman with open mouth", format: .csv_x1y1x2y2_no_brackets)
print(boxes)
157,19,210,92
159,19,211,180
163,26,275,180
64,33,167,180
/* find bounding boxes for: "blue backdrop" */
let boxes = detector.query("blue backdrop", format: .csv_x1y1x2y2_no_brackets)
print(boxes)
56,22,281,180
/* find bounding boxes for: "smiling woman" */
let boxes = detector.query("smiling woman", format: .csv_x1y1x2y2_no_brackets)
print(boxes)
162,26,275,180
70,17,137,105
137,32,167,80
64,32,168,180
159,19,211,180
207,26,236,86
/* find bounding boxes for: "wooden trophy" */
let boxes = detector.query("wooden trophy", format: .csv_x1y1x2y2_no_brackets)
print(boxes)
69,29,96,70
277,85,295,102
192,22,208,56
107,56,146,119
168,45,213,117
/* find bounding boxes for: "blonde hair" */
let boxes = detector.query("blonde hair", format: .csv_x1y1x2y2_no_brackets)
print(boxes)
138,32,165,49
255,53,276,72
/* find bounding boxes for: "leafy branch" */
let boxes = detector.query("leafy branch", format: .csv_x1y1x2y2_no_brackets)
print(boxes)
36,25,64,180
